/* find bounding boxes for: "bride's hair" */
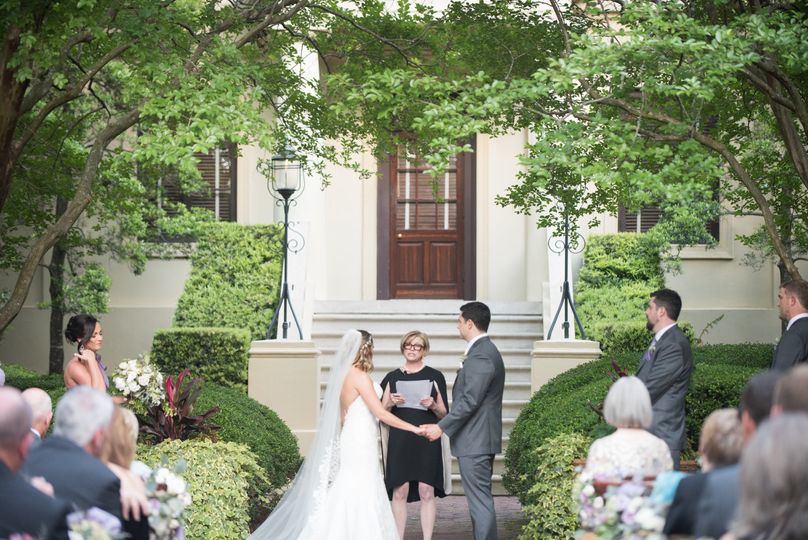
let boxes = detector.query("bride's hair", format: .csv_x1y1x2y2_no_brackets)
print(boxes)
352,330,374,372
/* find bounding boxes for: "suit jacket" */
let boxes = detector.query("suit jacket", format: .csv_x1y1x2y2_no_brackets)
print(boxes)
636,324,693,453
0,461,70,540
694,463,739,540
22,435,122,519
771,317,808,371
438,336,505,457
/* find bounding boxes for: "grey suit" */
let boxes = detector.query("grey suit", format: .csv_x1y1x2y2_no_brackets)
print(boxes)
439,336,505,540
635,324,693,466
694,463,739,539
771,317,808,371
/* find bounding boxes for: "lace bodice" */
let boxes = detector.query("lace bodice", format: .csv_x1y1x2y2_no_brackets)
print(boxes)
584,428,673,479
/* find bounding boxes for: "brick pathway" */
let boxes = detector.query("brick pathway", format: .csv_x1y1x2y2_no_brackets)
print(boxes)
403,496,527,539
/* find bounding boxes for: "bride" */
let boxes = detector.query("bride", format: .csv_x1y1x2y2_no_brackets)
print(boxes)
250,329,424,540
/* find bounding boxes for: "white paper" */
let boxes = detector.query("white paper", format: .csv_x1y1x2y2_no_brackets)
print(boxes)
395,379,433,410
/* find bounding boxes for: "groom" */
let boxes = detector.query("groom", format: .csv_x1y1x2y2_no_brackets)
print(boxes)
423,301,505,540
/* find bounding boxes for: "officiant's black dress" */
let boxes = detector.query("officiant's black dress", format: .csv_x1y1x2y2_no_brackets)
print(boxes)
381,366,449,502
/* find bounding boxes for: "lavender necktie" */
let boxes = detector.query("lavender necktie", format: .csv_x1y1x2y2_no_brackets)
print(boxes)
643,337,657,363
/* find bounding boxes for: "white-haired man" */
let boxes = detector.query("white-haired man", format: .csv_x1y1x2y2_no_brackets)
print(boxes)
22,387,53,440
23,386,122,519
0,387,70,539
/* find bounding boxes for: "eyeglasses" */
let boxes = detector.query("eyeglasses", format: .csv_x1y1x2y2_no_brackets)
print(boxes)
403,343,424,351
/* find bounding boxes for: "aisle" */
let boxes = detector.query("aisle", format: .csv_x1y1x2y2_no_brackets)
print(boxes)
403,496,526,539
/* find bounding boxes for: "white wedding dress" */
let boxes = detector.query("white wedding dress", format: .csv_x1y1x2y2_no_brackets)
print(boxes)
249,330,399,540
298,383,398,539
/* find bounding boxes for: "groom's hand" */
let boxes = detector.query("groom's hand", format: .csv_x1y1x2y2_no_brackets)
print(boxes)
420,424,443,441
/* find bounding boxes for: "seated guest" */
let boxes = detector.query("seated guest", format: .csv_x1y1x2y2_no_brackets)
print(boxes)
771,363,808,416
0,366,4,386
728,414,808,540
23,386,122,521
0,387,70,539
695,371,781,540
663,408,743,536
584,376,673,479
22,387,53,440
103,406,149,540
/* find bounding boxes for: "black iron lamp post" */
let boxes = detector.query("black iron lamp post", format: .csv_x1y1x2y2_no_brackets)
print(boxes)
265,147,305,340
546,213,587,340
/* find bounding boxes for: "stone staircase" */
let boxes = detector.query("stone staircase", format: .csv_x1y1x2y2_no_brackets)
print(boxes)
311,300,542,495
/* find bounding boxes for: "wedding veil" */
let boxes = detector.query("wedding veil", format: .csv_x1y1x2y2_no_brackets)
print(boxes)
249,330,363,540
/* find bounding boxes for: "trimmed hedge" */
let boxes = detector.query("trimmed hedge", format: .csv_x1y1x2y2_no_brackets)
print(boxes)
138,439,269,539
504,343,772,504
151,327,251,389
575,233,672,351
196,382,301,496
519,432,590,540
173,222,283,341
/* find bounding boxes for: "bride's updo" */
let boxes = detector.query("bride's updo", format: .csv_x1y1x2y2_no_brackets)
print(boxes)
352,330,374,372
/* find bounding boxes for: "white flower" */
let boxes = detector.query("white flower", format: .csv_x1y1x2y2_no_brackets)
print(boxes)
137,373,150,386
582,484,595,497
634,507,665,531
593,496,604,509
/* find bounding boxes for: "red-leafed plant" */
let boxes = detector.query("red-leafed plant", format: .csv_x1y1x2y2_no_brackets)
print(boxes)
141,369,220,443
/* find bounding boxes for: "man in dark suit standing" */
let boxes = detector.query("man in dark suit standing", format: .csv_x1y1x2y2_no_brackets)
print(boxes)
423,301,505,540
0,387,69,539
23,385,122,521
771,279,808,371
636,288,693,468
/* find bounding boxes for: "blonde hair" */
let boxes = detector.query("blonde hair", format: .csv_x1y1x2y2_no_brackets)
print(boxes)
399,330,430,355
699,408,742,469
103,406,138,467
352,330,374,372
603,376,653,429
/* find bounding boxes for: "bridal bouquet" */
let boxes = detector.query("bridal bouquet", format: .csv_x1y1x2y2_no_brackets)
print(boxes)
574,471,666,540
112,354,165,412
66,507,124,540
145,457,192,540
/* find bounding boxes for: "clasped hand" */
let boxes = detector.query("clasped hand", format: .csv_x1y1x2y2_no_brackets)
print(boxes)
417,423,442,441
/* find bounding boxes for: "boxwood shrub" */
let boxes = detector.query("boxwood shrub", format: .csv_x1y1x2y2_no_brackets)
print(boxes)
151,327,251,389
172,222,283,341
196,382,301,495
138,439,269,539
504,344,772,504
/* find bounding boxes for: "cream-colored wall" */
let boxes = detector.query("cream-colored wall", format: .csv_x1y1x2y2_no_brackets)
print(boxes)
0,257,190,373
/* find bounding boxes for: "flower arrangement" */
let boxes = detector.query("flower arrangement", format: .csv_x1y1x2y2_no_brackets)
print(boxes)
66,507,124,540
574,471,667,540
112,354,165,413
146,457,192,540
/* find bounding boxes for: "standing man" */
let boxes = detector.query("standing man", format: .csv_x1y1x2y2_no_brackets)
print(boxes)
636,288,693,468
771,279,808,371
422,301,505,540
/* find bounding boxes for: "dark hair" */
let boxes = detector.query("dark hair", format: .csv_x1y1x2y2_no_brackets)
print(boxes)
774,365,808,413
740,371,781,426
460,302,491,332
780,279,808,310
650,288,682,321
64,314,99,353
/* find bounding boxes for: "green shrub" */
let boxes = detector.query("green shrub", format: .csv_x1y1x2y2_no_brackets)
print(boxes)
173,222,283,341
576,233,665,288
151,327,251,389
518,433,590,540
3,363,67,406
504,344,771,503
196,382,301,495
138,439,270,539
588,319,695,353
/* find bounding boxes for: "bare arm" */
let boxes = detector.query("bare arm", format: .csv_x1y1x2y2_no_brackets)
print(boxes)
352,370,421,434
65,353,106,391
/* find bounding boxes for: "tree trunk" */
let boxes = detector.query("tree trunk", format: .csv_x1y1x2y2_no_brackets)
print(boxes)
48,240,67,374
47,196,68,374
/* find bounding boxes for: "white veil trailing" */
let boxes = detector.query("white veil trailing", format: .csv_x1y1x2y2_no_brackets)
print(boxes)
249,330,363,540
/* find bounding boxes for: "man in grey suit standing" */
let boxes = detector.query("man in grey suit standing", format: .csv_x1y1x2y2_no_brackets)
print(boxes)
771,279,808,371
636,288,693,468
422,301,505,540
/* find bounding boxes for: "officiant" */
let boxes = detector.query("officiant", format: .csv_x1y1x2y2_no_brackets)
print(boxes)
381,330,450,540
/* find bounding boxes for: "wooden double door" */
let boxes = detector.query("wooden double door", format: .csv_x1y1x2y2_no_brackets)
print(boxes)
378,145,476,299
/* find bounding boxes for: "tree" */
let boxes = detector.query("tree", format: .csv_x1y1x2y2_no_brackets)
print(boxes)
0,0,368,336
322,0,808,282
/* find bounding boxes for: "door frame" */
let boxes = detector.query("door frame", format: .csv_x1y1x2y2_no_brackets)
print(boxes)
377,138,476,300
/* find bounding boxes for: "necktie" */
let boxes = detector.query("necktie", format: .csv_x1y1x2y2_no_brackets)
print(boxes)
643,337,657,362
